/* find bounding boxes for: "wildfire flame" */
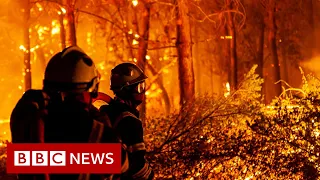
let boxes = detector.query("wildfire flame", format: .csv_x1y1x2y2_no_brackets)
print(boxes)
224,82,230,97
132,0,138,6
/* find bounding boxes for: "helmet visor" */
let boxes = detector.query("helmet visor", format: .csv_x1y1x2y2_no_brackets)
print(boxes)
136,81,146,93
123,81,146,94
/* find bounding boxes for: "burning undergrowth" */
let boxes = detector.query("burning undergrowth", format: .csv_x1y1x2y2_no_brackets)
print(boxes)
1,65,320,179
144,65,320,179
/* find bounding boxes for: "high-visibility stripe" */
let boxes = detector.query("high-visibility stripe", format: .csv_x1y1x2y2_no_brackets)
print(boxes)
121,151,129,173
88,120,104,143
98,112,113,128
128,142,146,153
113,111,140,129
132,162,152,180
78,120,104,180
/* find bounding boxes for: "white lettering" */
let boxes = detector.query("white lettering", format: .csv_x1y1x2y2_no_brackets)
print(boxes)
105,153,114,164
14,151,30,166
70,153,80,164
32,151,48,166
82,153,90,164
91,153,104,164
70,152,114,165
50,151,66,166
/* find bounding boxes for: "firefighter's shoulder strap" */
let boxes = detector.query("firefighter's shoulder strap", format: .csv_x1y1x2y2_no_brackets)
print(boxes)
77,117,105,180
113,111,140,129
77,114,113,180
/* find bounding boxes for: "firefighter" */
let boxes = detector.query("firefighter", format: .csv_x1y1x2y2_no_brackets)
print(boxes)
10,46,129,180
100,62,154,180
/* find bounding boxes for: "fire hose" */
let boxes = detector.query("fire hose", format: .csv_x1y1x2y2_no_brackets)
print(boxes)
92,92,113,104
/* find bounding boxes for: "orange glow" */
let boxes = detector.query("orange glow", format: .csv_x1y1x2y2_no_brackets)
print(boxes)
224,82,230,97
132,0,138,6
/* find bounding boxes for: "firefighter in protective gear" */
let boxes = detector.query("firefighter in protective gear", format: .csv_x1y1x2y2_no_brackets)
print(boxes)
10,46,129,180
100,62,154,180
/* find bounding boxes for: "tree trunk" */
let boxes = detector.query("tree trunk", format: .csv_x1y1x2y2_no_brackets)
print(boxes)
23,0,31,91
136,0,151,122
146,62,171,115
194,21,201,96
256,8,265,100
266,0,281,103
308,0,316,56
257,23,264,79
175,0,195,107
281,46,289,84
222,26,230,93
59,10,66,49
35,47,47,72
65,0,77,46
226,0,238,92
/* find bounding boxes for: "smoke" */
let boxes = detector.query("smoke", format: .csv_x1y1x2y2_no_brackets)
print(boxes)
300,56,320,78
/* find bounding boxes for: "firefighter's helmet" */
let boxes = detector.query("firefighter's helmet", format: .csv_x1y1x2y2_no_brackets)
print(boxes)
110,62,147,93
43,46,100,94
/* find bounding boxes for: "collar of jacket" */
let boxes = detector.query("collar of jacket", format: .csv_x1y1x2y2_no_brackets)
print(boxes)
113,97,140,118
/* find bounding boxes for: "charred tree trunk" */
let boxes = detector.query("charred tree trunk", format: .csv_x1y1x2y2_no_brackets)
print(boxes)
266,0,281,103
257,23,264,80
255,2,265,99
65,0,77,46
258,23,266,101
23,0,31,91
136,0,151,122
194,21,201,96
59,10,66,49
308,0,316,56
281,46,289,84
35,47,47,72
226,0,238,92
222,26,230,93
175,0,195,107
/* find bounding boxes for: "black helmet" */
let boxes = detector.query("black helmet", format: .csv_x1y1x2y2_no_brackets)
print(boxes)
43,46,100,94
110,62,148,92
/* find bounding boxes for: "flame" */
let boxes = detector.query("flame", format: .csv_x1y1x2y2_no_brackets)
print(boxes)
19,45,39,53
132,39,139,45
163,55,169,61
30,45,39,52
224,82,230,97
36,3,43,11
19,45,26,51
132,0,138,6
220,35,233,39
61,7,66,14
51,20,60,35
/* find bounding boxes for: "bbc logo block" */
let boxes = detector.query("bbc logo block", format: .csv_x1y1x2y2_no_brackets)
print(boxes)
14,151,66,166
7,143,122,174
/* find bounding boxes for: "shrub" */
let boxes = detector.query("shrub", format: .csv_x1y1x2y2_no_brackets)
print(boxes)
145,65,320,179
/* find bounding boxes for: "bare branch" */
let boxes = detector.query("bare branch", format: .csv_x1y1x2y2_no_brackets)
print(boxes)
145,59,176,91
75,9,123,31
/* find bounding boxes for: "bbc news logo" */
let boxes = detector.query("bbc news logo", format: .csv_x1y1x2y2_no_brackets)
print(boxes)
7,143,121,174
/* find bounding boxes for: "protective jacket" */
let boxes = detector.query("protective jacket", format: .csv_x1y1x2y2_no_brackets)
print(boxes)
10,89,129,180
100,98,154,180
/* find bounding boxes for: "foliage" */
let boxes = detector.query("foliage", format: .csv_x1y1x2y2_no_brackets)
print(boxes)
144,65,320,179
